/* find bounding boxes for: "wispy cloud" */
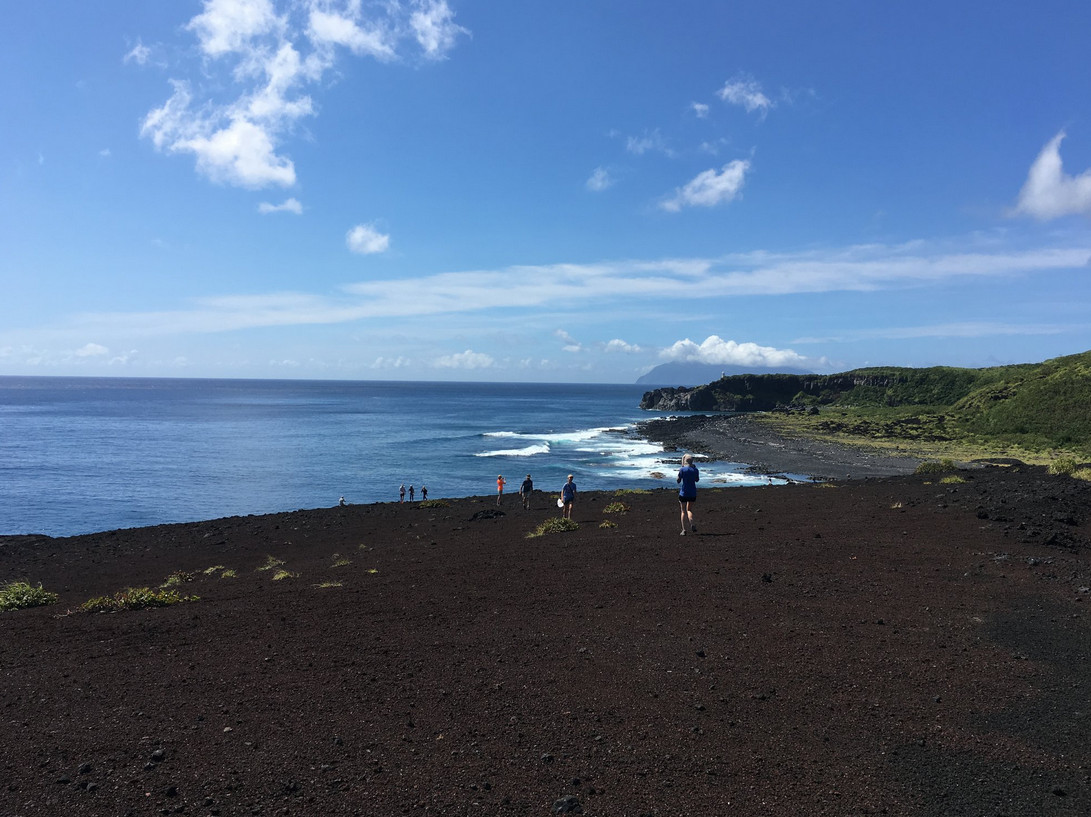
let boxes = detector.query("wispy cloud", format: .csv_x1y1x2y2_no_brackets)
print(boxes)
555,329,582,352
626,129,674,157
795,321,1081,343
123,39,152,66
139,0,469,189
1012,131,1091,220
604,338,641,353
690,101,709,119
716,74,774,116
258,197,303,214
586,167,614,192
346,223,390,254
661,159,750,212
11,239,1089,339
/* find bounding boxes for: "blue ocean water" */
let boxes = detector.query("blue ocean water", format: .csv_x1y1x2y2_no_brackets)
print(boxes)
0,377,782,537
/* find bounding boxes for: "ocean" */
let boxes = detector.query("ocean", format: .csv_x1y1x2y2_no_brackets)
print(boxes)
0,377,783,537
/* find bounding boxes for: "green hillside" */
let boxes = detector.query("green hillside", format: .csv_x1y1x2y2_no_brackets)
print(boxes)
640,351,1091,456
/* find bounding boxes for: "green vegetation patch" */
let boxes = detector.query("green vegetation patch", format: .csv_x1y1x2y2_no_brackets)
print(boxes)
77,587,198,613
161,570,195,589
0,581,60,612
1048,457,1078,476
915,459,957,475
418,499,450,509
527,518,579,538
599,520,618,529
603,501,630,514
330,553,352,567
613,488,651,496
271,569,298,581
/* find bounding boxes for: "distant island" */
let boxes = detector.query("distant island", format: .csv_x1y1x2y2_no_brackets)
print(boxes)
639,350,1091,463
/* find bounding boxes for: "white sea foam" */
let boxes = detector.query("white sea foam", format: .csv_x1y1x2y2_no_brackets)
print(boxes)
474,443,551,457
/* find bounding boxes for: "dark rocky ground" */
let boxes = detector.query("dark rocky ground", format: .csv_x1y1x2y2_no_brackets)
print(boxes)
2,452,1090,815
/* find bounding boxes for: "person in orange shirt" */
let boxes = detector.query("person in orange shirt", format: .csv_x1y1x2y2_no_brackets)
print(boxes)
496,475,506,506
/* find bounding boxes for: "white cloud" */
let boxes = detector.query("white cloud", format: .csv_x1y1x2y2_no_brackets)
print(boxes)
1012,131,1091,220
410,0,469,59
586,167,614,192
661,336,809,368
717,74,773,116
661,159,750,212
555,329,581,352
604,339,641,353
690,101,709,118
123,40,152,65
99,148,111,158
75,342,109,357
141,0,469,189
346,223,390,254
434,349,494,369
258,197,303,214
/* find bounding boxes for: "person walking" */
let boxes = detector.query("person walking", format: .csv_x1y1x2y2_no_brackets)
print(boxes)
519,474,533,509
677,453,699,535
421,485,428,501
561,474,577,519
496,475,506,506
399,483,406,503
408,485,415,502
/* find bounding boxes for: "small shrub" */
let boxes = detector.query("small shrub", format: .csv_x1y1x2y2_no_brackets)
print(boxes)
271,569,297,581
202,565,226,575
418,499,450,509
330,553,351,567
613,488,651,496
603,502,629,515
527,518,579,538
161,571,194,589
220,569,237,579
599,520,618,529
940,475,966,484
0,581,60,612
916,459,956,475
77,587,198,613
314,581,343,589
1048,457,1078,476
366,568,379,575
257,555,285,572
1073,467,1091,482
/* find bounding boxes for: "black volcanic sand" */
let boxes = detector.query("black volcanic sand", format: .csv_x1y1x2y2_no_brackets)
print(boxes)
2,463,1091,817
639,413,925,480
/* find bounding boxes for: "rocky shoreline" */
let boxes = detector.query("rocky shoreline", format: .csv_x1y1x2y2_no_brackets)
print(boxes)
637,412,924,480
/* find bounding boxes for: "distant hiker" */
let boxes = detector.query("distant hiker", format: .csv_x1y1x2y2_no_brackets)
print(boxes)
496,475,506,506
561,474,577,519
409,485,415,501
339,496,347,507
520,474,533,509
421,485,428,500
399,484,406,503
677,453,699,535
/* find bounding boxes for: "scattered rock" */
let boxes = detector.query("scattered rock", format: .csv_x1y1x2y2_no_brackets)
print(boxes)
552,794,583,814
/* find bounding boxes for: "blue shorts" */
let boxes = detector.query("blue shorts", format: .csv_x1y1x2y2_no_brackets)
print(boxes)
679,494,696,503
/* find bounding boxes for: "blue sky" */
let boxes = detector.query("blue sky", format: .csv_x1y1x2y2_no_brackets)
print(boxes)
3,0,1090,383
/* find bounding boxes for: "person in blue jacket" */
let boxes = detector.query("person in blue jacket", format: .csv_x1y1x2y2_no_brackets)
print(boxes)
677,453,699,535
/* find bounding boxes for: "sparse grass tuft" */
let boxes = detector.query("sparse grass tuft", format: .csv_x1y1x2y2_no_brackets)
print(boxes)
527,518,579,538
257,555,285,572
1073,467,1091,482
314,581,343,589
0,581,60,612
599,520,618,529
418,499,450,509
366,568,379,575
202,565,226,575
939,475,966,484
890,501,904,509
915,459,957,475
330,553,351,567
603,502,629,514
220,569,237,579
613,488,651,496
271,569,297,581
77,587,198,613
